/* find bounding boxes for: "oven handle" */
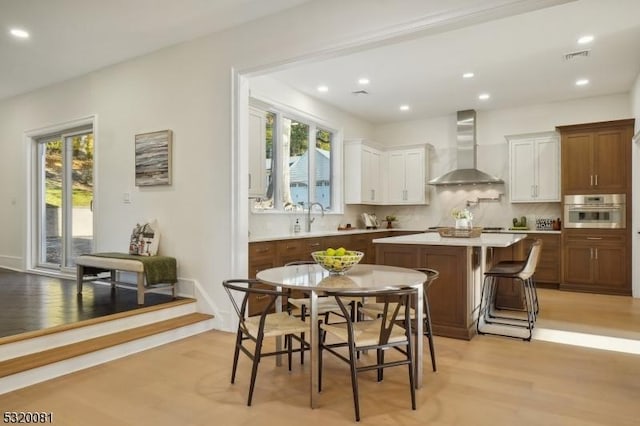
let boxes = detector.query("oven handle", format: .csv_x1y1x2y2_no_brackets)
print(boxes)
567,204,623,209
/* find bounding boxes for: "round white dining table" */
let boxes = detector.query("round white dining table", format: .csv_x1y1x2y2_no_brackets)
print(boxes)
256,263,427,409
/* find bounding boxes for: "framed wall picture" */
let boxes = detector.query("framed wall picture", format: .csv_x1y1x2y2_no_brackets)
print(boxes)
135,129,172,186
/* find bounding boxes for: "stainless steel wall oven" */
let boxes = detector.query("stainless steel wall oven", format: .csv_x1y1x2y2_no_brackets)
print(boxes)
563,194,625,229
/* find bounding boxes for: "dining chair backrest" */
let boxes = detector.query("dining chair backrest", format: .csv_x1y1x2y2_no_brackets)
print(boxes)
284,260,316,266
415,268,440,290
223,279,288,337
325,288,415,346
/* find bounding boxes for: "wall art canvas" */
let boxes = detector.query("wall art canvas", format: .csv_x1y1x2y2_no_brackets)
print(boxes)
135,130,172,186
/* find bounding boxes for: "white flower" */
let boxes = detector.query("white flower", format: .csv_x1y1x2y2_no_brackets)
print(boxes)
451,208,473,220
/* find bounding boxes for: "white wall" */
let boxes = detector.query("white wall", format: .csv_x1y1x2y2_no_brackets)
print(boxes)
373,93,631,230
631,73,640,297
2,0,549,331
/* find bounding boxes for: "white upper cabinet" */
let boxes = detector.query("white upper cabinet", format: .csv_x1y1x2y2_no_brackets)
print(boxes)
386,147,428,204
508,132,560,203
248,107,267,198
344,139,383,204
345,140,428,205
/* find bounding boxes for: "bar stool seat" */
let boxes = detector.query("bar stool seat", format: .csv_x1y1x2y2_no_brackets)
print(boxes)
477,239,542,341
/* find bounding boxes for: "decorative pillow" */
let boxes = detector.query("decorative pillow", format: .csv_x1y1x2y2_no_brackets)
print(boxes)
128,220,160,256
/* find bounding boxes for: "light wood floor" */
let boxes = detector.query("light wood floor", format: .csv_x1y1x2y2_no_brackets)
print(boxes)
536,288,640,340
1,288,639,425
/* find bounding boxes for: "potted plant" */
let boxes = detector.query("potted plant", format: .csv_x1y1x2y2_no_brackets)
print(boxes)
451,208,473,230
385,215,397,229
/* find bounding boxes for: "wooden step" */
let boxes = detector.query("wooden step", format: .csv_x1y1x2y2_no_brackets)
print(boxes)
0,312,213,378
0,298,197,346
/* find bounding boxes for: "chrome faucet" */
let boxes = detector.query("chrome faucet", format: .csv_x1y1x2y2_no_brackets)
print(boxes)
306,202,325,232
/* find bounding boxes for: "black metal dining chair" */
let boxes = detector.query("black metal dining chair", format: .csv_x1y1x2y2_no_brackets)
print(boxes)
284,261,360,363
319,287,416,421
360,268,440,372
223,279,310,406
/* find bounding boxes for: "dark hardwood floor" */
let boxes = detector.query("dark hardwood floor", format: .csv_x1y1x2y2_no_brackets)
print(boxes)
0,268,178,339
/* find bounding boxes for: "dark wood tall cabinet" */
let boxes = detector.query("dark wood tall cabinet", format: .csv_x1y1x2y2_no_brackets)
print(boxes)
559,119,633,195
557,119,634,296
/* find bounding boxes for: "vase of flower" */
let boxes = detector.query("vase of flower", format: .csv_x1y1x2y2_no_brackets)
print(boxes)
455,218,471,229
451,208,473,229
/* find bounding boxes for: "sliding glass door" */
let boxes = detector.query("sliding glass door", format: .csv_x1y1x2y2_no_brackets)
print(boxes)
36,128,94,271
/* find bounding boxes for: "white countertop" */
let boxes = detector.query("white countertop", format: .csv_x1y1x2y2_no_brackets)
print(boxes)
373,232,528,247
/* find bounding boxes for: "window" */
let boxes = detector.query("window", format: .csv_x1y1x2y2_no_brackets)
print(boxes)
252,102,340,213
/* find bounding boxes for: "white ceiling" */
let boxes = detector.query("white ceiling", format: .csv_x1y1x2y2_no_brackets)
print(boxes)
0,0,310,100
2,0,639,123
265,0,640,123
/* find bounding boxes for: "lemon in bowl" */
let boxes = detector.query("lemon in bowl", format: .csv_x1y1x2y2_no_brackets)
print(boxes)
311,248,364,275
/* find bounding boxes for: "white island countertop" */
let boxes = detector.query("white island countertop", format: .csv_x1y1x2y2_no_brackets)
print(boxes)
373,232,528,247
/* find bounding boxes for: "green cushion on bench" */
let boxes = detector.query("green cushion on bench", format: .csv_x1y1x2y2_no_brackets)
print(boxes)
85,252,177,286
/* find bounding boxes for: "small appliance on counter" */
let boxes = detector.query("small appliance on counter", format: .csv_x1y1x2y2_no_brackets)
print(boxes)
361,213,379,229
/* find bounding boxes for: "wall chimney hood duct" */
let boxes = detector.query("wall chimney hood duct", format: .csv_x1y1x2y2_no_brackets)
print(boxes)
428,109,504,186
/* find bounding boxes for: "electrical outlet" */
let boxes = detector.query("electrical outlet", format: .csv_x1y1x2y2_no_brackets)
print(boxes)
123,192,131,204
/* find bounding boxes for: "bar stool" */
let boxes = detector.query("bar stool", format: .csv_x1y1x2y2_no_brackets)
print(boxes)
477,239,542,341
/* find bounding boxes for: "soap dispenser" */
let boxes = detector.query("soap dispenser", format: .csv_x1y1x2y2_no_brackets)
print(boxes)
294,219,301,233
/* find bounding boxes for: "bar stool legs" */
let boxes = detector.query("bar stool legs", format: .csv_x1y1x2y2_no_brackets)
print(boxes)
477,239,543,341
477,274,537,341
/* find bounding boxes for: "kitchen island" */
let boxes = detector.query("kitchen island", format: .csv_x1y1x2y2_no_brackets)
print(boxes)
373,232,527,340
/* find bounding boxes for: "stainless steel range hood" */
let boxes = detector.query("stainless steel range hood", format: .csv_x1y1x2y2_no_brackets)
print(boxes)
428,109,504,186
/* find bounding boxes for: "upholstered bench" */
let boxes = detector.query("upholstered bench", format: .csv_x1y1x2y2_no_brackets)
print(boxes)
76,253,177,305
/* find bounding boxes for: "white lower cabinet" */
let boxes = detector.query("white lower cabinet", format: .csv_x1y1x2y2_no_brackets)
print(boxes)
508,132,560,203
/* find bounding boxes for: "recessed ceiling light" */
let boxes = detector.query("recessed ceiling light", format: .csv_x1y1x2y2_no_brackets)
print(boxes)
358,78,370,85
9,28,30,39
578,35,594,44
478,93,490,100
575,78,589,86
399,105,410,111
317,85,328,92
462,72,475,79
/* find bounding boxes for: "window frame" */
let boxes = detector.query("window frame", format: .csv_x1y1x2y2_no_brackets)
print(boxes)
249,97,343,214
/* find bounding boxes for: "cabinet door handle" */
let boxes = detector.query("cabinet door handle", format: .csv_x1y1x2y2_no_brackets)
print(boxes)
594,248,598,260
587,237,603,240
590,175,593,186
309,242,321,247
595,174,598,186
256,248,270,253
590,248,593,259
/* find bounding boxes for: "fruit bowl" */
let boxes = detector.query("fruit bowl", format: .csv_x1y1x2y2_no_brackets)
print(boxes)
311,250,364,275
